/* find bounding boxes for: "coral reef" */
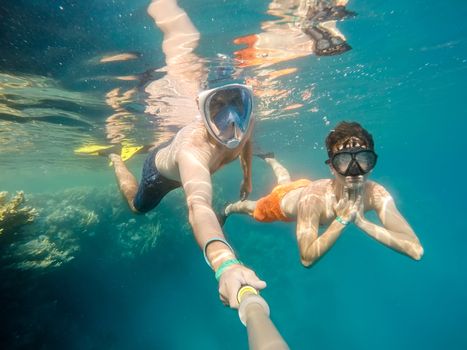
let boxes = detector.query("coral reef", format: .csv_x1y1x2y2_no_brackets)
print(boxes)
0,191,37,235
0,186,192,270
8,234,78,270
0,181,234,271
4,202,100,270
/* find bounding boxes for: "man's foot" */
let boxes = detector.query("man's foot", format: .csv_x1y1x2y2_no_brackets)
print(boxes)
75,144,119,157
96,144,121,157
97,144,152,160
120,144,152,161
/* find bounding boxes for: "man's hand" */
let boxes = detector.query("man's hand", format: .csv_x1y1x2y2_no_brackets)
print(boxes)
218,264,266,309
240,179,252,201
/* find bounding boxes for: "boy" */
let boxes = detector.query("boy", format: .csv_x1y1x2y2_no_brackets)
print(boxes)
224,121,423,266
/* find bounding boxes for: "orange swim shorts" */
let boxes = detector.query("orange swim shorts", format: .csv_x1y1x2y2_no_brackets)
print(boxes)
252,179,311,222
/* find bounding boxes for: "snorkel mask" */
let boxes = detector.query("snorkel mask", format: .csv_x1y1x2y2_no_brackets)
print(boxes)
198,84,253,149
326,147,378,177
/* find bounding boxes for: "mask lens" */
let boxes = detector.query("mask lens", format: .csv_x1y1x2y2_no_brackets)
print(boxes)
208,87,251,132
355,150,377,173
332,153,352,175
212,106,237,140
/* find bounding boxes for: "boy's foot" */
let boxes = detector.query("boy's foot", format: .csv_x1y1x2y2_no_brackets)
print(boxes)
254,151,275,160
216,203,231,227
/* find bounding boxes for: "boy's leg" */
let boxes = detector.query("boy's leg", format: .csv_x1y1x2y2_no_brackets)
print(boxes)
264,157,291,185
109,154,139,212
225,200,257,216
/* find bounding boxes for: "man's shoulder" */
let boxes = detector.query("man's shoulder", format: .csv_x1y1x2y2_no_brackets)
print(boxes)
179,119,206,134
176,122,209,145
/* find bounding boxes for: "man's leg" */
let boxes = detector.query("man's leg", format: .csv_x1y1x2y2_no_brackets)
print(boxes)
147,0,200,66
109,154,139,212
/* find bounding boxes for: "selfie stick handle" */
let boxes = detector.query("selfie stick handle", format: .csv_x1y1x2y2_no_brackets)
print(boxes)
237,286,290,350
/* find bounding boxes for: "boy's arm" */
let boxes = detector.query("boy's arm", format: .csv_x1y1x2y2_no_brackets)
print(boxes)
296,189,347,267
239,139,253,200
355,184,424,260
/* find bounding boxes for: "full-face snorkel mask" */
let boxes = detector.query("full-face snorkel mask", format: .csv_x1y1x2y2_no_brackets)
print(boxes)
198,84,253,149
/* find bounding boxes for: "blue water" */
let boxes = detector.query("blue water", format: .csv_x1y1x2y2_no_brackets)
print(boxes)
1,0,466,349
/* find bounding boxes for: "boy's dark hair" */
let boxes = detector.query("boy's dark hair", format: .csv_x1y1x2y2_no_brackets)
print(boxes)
325,121,374,158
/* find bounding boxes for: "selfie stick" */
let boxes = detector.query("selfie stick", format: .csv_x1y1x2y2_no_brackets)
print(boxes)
237,286,290,350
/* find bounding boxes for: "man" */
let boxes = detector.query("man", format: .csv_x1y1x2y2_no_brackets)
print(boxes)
224,121,424,266
108,83,265,308
103,0,266,309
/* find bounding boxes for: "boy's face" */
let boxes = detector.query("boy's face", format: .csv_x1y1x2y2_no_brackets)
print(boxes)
332,170,368,190
328,137,377,188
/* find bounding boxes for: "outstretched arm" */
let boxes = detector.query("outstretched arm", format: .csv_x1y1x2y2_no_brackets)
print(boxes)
239,139,253,200
178,151,266,308
355,184,423,260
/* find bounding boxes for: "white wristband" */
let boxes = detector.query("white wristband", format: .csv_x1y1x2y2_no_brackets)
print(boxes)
203,237,234,268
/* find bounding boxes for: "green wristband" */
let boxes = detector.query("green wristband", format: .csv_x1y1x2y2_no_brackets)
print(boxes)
215,258,242,281
336,216,349,225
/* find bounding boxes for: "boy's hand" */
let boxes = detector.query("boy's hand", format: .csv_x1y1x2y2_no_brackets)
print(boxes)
334,187,362,223
354,195,366,225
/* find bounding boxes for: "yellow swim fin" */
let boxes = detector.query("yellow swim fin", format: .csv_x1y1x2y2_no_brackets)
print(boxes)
74,144,114,156
75,143,148,164
120,145,145,161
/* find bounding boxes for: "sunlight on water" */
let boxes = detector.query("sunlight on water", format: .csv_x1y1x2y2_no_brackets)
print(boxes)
1,0,466,349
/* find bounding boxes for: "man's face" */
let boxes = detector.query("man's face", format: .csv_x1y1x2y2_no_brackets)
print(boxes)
198,84,253,149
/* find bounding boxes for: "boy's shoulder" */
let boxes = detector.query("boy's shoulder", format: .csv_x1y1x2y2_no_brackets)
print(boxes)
366,181,391,196
299,179,333,198
365,181,393,209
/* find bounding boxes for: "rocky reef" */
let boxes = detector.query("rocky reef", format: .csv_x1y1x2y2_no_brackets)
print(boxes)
0,191,37,235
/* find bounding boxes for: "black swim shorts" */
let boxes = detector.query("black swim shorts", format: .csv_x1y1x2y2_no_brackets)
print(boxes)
133,144,181,213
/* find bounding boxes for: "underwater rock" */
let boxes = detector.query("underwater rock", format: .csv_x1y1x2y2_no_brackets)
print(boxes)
0,191,37,235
